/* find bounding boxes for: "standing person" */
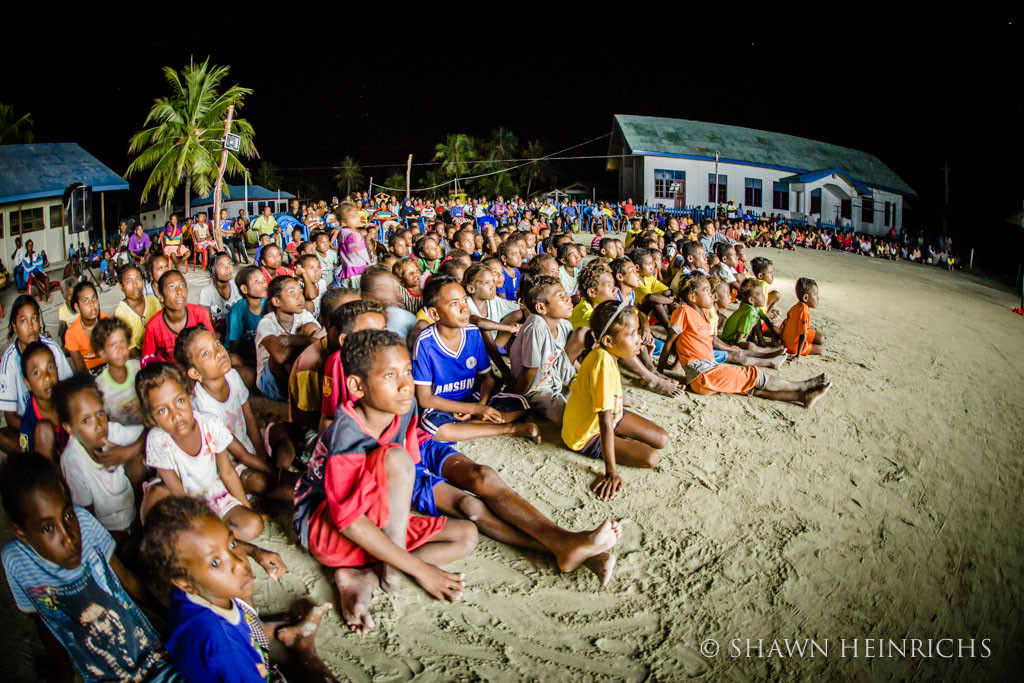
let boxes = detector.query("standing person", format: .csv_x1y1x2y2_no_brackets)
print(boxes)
22,240,50,303
161,214,191,271
220,208,248,264
11,237,27,292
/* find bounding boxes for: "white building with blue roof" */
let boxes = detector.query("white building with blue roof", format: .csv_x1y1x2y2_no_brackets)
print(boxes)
609,115,916,235
0,143,128,261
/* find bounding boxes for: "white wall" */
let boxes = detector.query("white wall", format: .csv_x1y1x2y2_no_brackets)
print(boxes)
636,156,904,234
1,198,74,265
191,198,292,220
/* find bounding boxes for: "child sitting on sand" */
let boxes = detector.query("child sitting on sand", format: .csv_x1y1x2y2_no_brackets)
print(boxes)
294,330,478,635
141,495,336,681
750,256,780,317
664,275,831,406
780,277,826,358
413,276,539,444
562,301,669,501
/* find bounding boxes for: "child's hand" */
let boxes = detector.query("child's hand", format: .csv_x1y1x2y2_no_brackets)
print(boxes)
593,473,623,501
413,564,466,603
252,548,289,580
475,405,504,423
452,411,473,422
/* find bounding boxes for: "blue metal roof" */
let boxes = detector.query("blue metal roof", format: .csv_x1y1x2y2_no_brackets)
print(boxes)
0,143,129,205
191,183,295,204
612,115,915,196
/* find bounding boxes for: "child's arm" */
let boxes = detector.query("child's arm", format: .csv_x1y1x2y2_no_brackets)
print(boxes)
109,553,166,619
300,321,326,340
241,402,270,462
216,449,252,507
479,331,511,384
235,539,288,580
509,365,538,397
227,436,273,474
593,410,622,501
794,334,806,360
647,292,675,305
67,349,87,374
475,369,495,406
470,316,520,335
414,384,502,423
30,614,74,682
155,467,186,496
262,334,311,365
658,330,680,374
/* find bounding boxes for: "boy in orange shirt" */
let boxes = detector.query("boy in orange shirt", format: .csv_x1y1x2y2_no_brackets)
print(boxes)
662,274,831,408
780,277,825,358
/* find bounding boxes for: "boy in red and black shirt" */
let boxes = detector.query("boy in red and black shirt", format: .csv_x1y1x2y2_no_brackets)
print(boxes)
293,329,477,635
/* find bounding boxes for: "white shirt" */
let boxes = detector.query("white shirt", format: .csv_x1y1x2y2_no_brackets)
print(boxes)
61,423,144,532
199,280,242,320
145,413,234,499
467,296,521,339
191,369,255,453
254,309,318,380
12,247,27,265
0,336,73,414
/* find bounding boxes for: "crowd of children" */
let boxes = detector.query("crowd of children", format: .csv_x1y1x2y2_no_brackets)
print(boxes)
2,194,840,680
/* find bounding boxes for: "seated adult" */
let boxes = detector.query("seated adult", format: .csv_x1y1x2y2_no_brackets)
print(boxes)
128,224,152,264
161,214,191,270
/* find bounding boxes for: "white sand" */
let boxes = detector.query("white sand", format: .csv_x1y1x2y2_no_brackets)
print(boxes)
2,246,1023,680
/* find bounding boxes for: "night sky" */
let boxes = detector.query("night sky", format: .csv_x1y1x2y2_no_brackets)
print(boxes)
4,13,1020,270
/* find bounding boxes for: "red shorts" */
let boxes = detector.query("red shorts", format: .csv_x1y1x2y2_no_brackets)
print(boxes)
306,499,446,568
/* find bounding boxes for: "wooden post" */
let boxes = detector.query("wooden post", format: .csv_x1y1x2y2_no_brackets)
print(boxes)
212,104,235,250
406,154,413,198
100,192,106,248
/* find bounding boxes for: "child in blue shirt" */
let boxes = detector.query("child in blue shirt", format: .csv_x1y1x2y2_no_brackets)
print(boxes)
495,240,522,300
141,495,334,682
1,451,179,682
226,265,267,389
412,276,538,445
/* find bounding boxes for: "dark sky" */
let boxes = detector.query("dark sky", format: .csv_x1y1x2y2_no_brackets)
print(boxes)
3,12,1020,262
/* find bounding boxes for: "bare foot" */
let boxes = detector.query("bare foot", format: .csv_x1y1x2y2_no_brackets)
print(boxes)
378,563,399,593
334,567,378,635
645,376,685,398
276,602,333,648
511,422,542,444
769,354,786,370
582,552,617,588
624,395,647,410
802,379,833,410
555,519,622,573
808,372,831,389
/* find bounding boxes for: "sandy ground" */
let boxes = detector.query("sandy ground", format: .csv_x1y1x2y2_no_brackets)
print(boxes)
2,243,1024,680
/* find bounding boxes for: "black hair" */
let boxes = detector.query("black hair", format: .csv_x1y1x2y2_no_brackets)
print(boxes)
7,294,42,340
90,317,132,358
117,263,143,285
19,340,52,379
796,277,818,299
737,277,761,304
438,259,466,280
70,281,97,313
295,253,319,271
599,237,617,252
413,235,439,259
341,329,404,379
715,241,736,259
447,248,471,263
53,372,102,426
462,262,491,290
140,495,220,584
750,256,772,278
0,451,68,527
422,274,460,311
235,265,261,294
497,240,518,261
582,300,637,361
610,257,633,277
523,275,561,313
330,299,386,336
359,265,396,295
578,260,612,301
146,252,166,280
318,287,356,327
682,241,704,260
555,242,576,262
209,250,232,276
680,273,709,301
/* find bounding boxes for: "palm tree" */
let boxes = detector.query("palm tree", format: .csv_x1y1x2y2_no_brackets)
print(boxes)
0,103,34,144
485,127,519,164
383,173,406,195
126,58,257,218
419,169,450,199
253,161,281,189
520,139,556,197
334,156,364,195
433,134,478,193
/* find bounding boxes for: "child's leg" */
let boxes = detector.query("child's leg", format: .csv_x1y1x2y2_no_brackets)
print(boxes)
737,341,784,356
379,446,414,590
222,505,265,541
614,410,668,466
753,373,832,408
267,356,291,401
725,349,785,370
267,603,339,681
432,421,541,445
409,518,478,567
268,421,301,469
620,354,684,397
138,482,171,525
232,356,257,392
438,456,620,582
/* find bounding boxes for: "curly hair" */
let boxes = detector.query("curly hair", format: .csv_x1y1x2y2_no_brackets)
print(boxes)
341,329,405,379
90,317,132,358
135,362,188,426
578,260,612,301
140,495,220,584
522,275,561,314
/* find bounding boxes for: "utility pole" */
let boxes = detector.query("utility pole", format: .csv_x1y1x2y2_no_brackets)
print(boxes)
406,155,413,198
212,104,235,250
940,159,952,235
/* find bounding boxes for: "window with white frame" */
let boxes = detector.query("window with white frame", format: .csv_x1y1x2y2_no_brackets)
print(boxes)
655,169,686,200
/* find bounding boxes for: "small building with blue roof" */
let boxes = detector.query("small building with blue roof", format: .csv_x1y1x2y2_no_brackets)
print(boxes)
609,115,916,234
190,183,295,222
0,143,128,261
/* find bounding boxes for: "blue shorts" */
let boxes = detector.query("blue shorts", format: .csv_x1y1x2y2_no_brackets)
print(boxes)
420,391,530,439
257,368,285,401
411,439,461,517
713,349,728,365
